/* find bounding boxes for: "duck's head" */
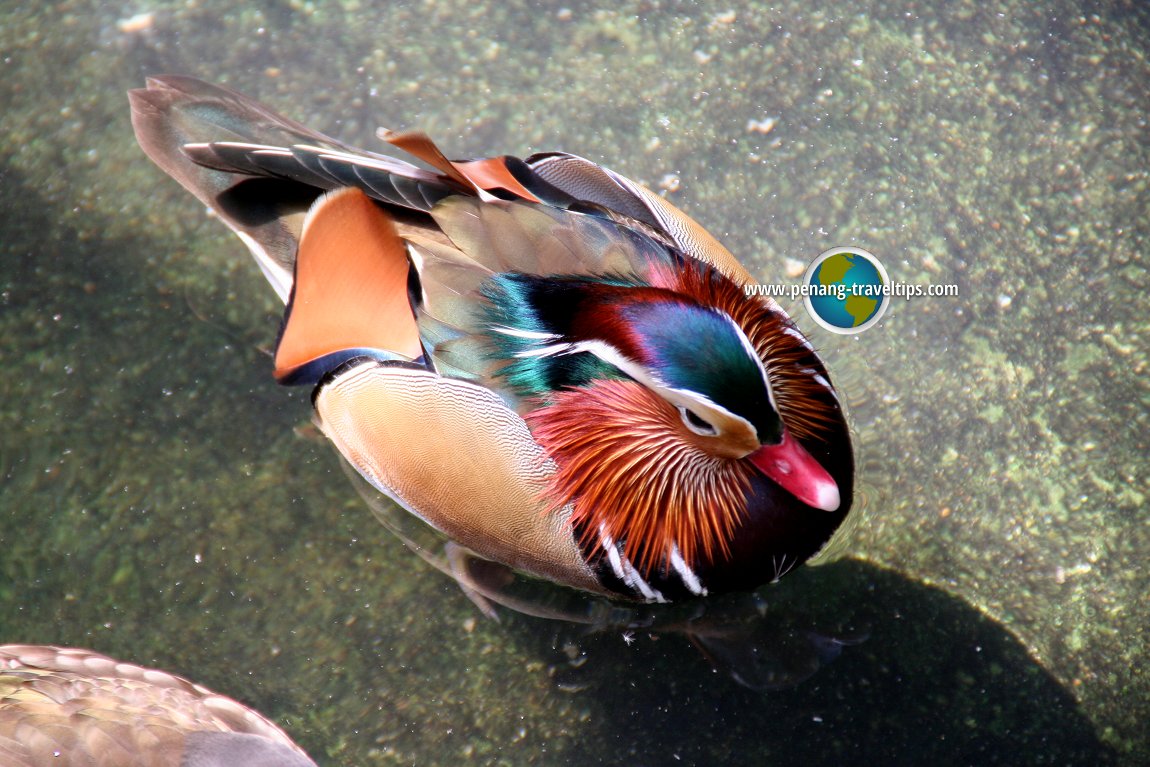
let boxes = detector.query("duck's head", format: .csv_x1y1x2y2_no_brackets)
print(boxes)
485,269,848,590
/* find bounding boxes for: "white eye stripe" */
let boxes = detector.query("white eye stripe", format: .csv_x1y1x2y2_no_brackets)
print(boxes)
504,326,767,438
574,339,761,438
678,405,718,436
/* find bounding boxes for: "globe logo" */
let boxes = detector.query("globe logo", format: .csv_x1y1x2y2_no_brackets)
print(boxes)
802,247,890,334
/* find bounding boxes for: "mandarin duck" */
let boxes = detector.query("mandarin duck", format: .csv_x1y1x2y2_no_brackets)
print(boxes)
0,644,315,767
128,76,853,603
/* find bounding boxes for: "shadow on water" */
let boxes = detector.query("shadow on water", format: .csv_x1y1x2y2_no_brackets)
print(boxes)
503,558,1115,766
0,154,308,658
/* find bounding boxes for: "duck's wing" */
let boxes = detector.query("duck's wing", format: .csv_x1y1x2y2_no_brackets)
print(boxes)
524,152,755,284
129,75,466,302
129,76,750,304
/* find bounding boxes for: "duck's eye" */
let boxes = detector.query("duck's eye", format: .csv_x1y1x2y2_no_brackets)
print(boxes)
679,406,718,437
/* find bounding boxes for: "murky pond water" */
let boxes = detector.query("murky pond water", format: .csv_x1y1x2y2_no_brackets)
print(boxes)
2,2,1146,764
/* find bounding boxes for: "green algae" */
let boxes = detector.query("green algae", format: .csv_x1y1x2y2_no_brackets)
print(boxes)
1,1,1147,764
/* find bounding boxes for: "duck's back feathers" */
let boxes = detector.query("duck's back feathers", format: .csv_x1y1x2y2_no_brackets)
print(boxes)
524,152,755,283
128,75,751,304
0,644,315,767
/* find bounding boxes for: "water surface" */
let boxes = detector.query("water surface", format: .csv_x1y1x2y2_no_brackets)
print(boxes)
1,2,1146,764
